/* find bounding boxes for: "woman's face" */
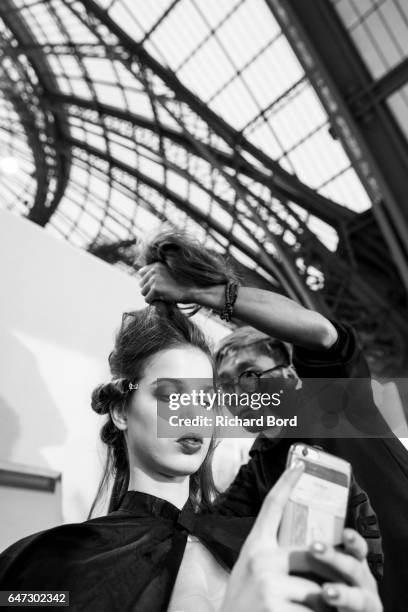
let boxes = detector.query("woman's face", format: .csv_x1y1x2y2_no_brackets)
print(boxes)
122,346,214,480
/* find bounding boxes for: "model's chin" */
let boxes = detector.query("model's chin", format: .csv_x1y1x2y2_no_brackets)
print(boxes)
161,447,207,476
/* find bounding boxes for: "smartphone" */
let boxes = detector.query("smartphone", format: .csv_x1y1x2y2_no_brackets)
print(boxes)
278,443,351,547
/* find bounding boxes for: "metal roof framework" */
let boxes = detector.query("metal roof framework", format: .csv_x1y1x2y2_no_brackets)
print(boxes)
0,0,407,374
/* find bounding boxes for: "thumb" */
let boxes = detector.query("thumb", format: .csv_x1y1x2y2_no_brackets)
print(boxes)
252,461,305,542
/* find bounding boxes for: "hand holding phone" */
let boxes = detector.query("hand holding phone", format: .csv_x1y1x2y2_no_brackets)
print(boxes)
278,443,351,547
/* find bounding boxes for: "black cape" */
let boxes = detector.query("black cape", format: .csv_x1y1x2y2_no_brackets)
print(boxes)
0,491,253,612
0,484,382,612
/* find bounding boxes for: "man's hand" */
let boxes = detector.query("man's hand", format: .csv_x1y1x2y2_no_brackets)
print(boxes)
139,262,197,304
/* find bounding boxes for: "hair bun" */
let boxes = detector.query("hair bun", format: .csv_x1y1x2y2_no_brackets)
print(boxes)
91,383,111,415
91,379,129,415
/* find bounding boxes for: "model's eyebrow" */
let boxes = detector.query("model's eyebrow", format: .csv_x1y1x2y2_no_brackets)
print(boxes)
150,378,182,386
150,378,214,389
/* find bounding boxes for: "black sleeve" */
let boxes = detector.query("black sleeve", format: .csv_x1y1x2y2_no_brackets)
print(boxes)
293,320,369,379
293,320,394,437
210,437,289,517
346,473,383,582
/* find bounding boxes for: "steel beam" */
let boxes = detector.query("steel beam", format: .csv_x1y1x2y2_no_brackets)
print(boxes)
349,58,408,114
266,0,408,294
0,0,72,225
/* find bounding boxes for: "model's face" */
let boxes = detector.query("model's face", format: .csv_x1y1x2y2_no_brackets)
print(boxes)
123,346,214,480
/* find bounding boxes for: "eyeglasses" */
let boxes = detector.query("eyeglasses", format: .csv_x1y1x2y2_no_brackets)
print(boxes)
219,364,291,394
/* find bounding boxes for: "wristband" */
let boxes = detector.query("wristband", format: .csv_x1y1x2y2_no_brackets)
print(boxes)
219,281,238,322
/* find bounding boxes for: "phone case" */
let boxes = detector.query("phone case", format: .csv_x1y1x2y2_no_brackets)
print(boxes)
279,443,351,547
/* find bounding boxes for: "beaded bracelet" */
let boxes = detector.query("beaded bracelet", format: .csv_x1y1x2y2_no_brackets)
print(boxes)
219,281,239,322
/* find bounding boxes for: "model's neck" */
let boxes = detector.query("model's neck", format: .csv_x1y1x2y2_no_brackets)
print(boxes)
127,464,190,510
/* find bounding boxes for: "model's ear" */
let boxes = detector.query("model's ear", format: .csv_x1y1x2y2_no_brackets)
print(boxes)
110,402,128,431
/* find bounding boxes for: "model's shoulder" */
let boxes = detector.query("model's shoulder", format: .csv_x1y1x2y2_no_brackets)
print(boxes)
0,512,129,561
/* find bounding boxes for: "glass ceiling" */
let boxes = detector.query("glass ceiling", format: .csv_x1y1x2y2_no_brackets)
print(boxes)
110,0,369,209
333,0,408,141
0,0,374,299
2,0,408,373
0,0,370,263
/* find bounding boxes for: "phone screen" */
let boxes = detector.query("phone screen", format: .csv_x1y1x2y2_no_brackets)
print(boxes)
280,445,351,546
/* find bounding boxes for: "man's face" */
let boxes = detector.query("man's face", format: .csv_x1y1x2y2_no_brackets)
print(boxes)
217,343,295,428
218,345,283,389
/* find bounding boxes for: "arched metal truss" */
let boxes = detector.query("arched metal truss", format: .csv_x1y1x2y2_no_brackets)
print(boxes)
0,0,71,224
0,0,407,375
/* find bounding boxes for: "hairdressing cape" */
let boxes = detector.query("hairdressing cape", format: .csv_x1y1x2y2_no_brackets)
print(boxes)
0,491,252,612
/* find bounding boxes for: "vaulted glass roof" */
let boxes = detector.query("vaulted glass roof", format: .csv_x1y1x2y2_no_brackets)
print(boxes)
0,0,370,266
1,0,407,374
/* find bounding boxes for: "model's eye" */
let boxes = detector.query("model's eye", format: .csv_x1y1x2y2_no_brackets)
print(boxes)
154,384,178,401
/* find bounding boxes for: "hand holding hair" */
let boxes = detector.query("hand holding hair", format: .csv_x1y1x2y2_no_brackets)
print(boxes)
137,229,337,349
139,262,197,304
137,229,240,317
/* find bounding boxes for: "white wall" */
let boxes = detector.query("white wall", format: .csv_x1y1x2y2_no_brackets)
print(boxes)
0,460,62,551
0,210,232,526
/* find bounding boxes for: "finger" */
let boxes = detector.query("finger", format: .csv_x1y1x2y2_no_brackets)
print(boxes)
138,265,156,281
309,542,366,587
342,529,368,561
139,278,152,297
138,263,153,274
322,583,378,612
244,544,290,577
144,288,160,304
270,574,321,603
253,461,305,539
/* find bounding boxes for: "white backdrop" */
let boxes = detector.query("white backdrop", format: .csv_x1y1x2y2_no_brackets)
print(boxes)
0,209,243,526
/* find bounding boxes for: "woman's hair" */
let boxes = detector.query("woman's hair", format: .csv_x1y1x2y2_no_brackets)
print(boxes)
89,230,238,518
138,228,240,313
